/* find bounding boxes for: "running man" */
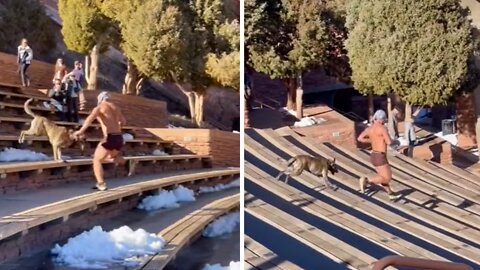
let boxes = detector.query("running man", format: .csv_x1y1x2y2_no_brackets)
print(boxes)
357,110,401,200
73,92,134,191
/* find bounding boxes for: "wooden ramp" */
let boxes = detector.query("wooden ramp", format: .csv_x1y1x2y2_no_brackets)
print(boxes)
138,193,240,270
244,128,480,270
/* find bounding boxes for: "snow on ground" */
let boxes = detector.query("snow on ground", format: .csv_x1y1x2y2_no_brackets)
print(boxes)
122,133,134,141
51,226,164,269
202,211,240,238
232,130,239,134
434,131,458,146
152,149,169,156
137,185,196,211
199,178,240,194
202,261,240,270
293,116,325,128
0,148,50,162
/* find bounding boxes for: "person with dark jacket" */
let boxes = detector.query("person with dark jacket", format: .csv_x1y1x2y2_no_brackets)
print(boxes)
64,74,81,123
44,79,66,121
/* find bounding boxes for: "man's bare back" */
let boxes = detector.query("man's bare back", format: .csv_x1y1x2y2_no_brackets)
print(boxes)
96,101,125,136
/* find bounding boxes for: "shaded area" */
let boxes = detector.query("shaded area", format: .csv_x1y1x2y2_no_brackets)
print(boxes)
245,212,349,270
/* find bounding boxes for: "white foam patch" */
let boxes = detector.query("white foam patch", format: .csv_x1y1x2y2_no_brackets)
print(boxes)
152,149,168,156
293,116,325,128
202,261,240,270
199,179,240,194
434,131,458,146
202,211,240,238
122,133,134,140
137,185,195,211
0,148,50,162
51,225,164,269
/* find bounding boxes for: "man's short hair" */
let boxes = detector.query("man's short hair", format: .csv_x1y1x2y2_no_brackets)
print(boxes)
97,91,111,105
373,110,387,122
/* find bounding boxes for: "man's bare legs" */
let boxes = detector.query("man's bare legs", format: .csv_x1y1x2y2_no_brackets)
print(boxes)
360,164,400,200
93,143,109,190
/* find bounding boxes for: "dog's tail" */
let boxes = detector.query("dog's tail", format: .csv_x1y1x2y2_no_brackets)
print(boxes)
24,98,37,118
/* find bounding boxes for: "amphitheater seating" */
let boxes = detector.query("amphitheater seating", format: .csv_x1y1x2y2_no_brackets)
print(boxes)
245,128,480,269
0,80,239,266
139,193,240,270
244,235,303,270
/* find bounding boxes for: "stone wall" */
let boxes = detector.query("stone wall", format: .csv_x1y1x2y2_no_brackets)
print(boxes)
146,129,240,167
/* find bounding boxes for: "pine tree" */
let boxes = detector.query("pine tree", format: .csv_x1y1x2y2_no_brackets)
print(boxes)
58,0,116,90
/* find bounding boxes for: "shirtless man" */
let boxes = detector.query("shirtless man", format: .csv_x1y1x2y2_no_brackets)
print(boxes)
357,110,401,200
73,92,134,191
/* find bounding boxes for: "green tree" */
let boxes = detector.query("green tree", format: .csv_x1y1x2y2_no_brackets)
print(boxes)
120,0,236,125
95,0,144,95
245,0,329,117
0,0,55,55
346,0,474,121
58,0,116,90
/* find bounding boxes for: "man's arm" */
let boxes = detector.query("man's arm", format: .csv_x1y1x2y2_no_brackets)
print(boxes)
77,106,100,134
117,108,127,127
357,128,370,143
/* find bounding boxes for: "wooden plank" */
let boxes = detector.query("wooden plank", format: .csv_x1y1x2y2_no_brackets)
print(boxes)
244,235,303,270
355,148,480,209
244,133,480,263
0,169,239,241
139,194,239,270
0,134,171,144
256,130,480,243
245,194,373,270
0,116,141,131
245,165,445,261
0,101,90,115
0,154,211,174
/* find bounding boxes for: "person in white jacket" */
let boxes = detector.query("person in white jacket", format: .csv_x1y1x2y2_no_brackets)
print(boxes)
17,38,33,87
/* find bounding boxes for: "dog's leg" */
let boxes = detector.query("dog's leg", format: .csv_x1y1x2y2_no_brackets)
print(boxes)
275,171,285,180
19,131,25,143
322,169,337,190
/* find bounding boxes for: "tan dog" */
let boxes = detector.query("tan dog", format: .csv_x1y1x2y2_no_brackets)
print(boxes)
19,98,85,161
276,155,339,189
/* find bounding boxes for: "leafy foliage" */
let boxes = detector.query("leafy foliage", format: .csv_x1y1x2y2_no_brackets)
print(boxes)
245,0,330,79
346,0,474,106
58,0,114,54
0,0,55,54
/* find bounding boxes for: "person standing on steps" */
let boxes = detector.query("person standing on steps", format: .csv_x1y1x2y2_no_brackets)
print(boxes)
17,38,33,87
357,110,401,200
73,92,135,191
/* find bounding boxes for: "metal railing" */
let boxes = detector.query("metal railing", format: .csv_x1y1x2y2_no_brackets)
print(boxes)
372,256,473,270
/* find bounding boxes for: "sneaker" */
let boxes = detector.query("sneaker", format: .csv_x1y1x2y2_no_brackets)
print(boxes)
359,176,367,193
92,182,107,191
388,193,401,201
43,101,51,109
128,159,136,177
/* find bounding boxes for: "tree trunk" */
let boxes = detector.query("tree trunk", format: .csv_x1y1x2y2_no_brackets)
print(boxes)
186,91,196,122
368,93,374,123
285,78,297,110
404,102,412,122
122,60,142,95
87,45,99,90
387,95,396,138
194,91,205,126
296,88,303,119
244,95,250,128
